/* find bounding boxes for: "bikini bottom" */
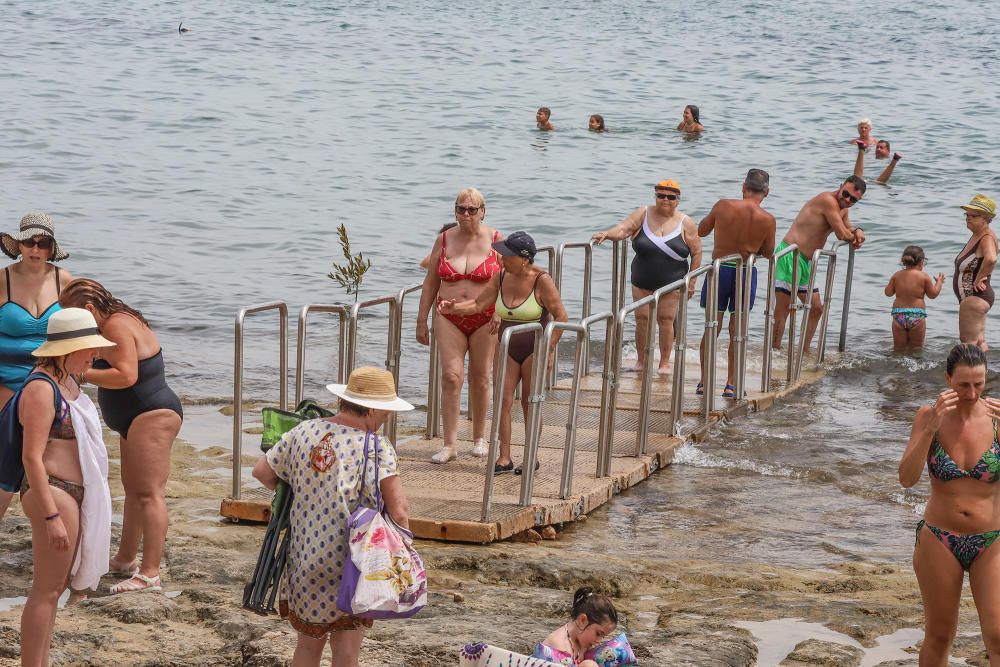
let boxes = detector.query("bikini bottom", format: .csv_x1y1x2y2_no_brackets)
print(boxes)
891,307,926,330
21,474,85,507
437,299,495,336
917,519,1000,570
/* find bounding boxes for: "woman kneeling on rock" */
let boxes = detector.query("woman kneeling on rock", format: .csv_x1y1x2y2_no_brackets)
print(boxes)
532,587,638,666
19,309,114,666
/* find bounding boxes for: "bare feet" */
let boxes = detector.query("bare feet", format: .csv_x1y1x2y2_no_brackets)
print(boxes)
656,366,671,376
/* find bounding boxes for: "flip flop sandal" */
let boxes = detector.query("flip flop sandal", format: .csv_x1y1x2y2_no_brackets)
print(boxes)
722,384,735,398
110,573,162,594
108,558,140,576
695,383,704,396
514,460,540,475
494,461,514,475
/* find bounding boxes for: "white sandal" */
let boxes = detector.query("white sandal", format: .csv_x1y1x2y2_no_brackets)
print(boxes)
110,573,162,594
471,438,488,458
430,447,457,464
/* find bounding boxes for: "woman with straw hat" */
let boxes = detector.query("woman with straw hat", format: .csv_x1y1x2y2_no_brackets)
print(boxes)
18,308,114,666
0,213,73,521
953,194,998,351
252,366,413,667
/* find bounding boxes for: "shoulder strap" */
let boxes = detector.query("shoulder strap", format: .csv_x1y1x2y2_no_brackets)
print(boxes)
54,266,61,295
3,267,10,304
531,271,547,291
22,372,62,413
440,230,448,250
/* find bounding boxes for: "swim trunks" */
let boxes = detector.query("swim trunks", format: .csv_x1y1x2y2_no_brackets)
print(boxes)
773,241,817,294
700,263,758,312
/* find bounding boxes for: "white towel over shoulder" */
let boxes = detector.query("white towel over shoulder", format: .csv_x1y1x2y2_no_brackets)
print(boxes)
67,392,111,591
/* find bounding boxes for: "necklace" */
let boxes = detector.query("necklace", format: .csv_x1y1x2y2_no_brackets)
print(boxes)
564,624,583,662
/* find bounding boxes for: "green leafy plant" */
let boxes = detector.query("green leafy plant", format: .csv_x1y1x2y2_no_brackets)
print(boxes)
328,224,372,302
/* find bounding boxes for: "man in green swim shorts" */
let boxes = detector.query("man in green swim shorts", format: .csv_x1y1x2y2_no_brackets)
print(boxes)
772,176,867,353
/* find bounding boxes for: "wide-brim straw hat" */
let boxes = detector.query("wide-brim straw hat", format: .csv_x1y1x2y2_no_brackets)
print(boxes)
1,212,69,261
32,308,115,357
961,194,997,219
326,366,414,412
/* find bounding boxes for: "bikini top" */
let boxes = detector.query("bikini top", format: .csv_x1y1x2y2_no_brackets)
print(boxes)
49,396,75,440
927,418,1000,482
437,230,502,283
496,271,546,322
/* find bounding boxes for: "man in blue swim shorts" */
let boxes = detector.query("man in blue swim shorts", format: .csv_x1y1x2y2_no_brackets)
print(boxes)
696,169,776,398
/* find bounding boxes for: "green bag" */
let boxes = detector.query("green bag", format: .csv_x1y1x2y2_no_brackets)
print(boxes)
260,399,335,452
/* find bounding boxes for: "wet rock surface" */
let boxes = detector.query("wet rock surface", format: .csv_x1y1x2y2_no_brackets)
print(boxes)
0,432,993,666
779,639,863,666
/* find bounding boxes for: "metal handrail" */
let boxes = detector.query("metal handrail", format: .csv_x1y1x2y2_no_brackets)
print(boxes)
387,283,422,442
232,301,288,500
760,243,800,391
836,242,856,353
734,253,763,400
683,263,717,418
793,240,853,376
294,304,349,406
552,241,595,381
535,245,558,281
481,322,543,521
703,255,743,414
346,294,398,376
425,309,442,438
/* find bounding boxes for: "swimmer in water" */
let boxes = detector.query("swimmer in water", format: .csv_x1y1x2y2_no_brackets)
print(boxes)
854,138,902,184
852,117,877,149
588,114,606,133
676,104,704,133
884,245,944,353
536,107,554,131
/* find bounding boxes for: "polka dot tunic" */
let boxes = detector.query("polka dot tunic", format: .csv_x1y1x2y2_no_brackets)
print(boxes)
266,419,398,625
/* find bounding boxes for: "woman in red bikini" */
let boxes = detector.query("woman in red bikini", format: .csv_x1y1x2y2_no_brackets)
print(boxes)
417,188,503,463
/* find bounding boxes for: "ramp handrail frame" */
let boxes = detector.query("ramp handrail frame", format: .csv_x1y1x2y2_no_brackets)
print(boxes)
294,304,349,406
760,243,800,391
551,241,595,381
232,301,288,500
792,240,852,378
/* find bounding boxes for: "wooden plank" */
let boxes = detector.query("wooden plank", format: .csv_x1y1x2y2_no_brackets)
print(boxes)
220,497,271,523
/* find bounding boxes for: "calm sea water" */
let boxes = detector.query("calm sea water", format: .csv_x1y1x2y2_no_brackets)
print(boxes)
3,1,1000,568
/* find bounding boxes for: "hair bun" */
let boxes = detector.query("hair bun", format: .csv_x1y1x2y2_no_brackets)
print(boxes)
573,587,594,605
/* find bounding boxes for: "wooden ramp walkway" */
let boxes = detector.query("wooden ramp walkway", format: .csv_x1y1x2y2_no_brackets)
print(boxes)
395,343,814,543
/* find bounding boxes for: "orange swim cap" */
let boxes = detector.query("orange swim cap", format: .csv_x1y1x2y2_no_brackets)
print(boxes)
655,179,681,193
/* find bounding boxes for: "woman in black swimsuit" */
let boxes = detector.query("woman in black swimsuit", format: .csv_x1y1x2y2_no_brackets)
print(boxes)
592,179,702,373
954,195,997,351
60,278,183,594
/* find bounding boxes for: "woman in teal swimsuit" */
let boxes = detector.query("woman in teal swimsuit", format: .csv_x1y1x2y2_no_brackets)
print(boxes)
900,344,1000,664
0,213,72,521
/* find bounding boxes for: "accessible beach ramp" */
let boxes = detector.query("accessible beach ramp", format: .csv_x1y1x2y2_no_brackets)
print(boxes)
222,239,856,543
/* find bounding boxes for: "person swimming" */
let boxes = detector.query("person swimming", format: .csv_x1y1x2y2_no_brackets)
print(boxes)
536,107,554,131
883,245,944,353
588,114,606,132
676,104,704,133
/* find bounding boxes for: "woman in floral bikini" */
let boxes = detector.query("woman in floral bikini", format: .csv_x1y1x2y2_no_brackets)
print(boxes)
899,344,1000,664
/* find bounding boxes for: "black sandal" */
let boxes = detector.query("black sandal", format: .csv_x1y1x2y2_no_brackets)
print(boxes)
494,461,514,475
514,460,540,475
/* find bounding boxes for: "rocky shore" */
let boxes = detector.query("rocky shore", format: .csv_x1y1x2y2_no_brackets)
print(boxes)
0,413,990,666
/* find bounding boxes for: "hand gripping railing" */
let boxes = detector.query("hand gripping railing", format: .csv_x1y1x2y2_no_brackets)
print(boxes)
760,243,800,391
552,241,594,382
232,301,288,500
481,322,543,521
294,305,349,406
792,240,852,378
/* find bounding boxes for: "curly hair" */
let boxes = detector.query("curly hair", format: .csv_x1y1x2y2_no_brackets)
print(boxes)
58,278,149,328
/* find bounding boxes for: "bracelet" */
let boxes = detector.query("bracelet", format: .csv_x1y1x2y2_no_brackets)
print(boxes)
45,512,60,521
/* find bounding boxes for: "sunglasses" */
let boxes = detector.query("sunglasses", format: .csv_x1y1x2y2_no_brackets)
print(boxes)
655,193,678,201
19,237,54,250
839,189,859,204
455,206,481,215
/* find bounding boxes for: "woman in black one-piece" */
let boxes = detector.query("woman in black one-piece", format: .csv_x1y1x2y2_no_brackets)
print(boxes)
592,179,702,373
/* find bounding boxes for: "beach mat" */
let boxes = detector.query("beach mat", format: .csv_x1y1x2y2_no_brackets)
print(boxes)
459,643,561,667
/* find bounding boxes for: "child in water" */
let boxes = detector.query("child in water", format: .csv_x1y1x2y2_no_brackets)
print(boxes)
884,245,945,352
588,114,606,132
531,587,638,666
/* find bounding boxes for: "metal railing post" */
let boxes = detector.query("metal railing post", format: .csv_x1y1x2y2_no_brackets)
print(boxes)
294,305,350,406
761,243,798,392
596,315,620,478
734,254,758,400
232,301,287,500
386,284,422,442
815,249,841,363
519,327,548,506
839,245,856,352
636,278,686,455
426,310,441,438
786,250,800,382
670,291,688,436
552,241,595,384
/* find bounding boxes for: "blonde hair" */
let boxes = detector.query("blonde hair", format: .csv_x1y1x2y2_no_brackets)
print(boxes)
857,117,872,131
454,187,486,210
